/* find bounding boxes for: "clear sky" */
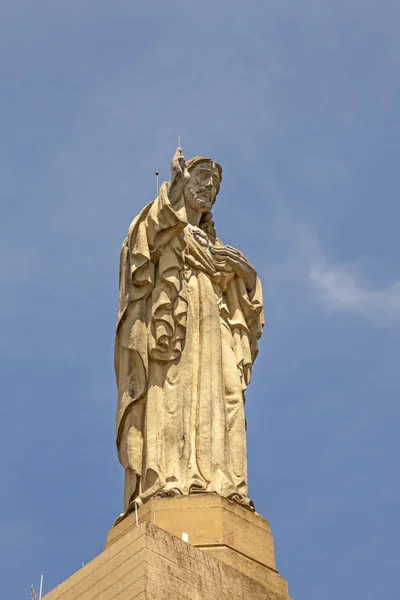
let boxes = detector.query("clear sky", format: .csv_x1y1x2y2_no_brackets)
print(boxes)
1,2,399,599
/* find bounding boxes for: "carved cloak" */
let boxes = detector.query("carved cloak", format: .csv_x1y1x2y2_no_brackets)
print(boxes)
115,182,264,509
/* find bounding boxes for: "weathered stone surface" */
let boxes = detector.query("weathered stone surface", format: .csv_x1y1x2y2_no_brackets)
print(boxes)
107,494,287,594
115,148,265,515
43,521,291,600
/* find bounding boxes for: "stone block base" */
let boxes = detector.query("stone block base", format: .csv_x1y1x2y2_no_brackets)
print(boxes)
106,494,289,596
43,495,291,599
43,519,291,600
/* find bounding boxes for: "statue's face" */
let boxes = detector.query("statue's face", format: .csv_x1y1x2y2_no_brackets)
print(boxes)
185,163,221,213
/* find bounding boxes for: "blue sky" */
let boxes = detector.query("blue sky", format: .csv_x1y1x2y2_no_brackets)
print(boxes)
1,1,399,598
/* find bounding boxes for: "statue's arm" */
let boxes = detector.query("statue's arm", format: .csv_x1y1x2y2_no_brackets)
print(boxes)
168,147,190,207
127,188,187,273
128,148,190,261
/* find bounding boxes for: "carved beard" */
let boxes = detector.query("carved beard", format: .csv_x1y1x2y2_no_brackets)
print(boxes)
184,186,213,213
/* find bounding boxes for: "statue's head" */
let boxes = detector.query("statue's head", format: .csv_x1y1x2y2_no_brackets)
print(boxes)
184,156,222,214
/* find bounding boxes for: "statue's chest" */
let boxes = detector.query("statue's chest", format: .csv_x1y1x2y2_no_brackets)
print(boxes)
183,226,233,291
187,225,211,252
184,225,216,274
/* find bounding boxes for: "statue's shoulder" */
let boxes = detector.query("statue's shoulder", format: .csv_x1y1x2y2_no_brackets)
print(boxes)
127,200,155,239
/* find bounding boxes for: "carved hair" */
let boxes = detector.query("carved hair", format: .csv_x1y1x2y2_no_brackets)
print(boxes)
199,211,217,244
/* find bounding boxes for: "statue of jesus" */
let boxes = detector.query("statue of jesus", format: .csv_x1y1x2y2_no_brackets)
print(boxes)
114,148,264,517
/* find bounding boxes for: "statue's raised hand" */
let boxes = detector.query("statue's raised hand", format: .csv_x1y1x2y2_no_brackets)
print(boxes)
168,147,190,205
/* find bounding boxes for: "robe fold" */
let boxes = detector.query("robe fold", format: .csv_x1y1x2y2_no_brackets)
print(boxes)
115,182,264,510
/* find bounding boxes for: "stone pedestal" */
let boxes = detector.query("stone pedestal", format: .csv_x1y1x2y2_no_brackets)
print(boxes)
43,495,291,600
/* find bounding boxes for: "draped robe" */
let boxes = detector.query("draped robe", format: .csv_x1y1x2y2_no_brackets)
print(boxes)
115,182,264,511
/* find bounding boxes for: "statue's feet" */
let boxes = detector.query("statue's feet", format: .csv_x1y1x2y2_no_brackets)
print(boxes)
229,493,256,512
152,488,182,499
189,483,207,494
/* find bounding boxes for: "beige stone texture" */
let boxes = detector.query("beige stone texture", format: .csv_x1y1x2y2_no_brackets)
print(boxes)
43,519,291,600
115,148,264,513
106,494,288,595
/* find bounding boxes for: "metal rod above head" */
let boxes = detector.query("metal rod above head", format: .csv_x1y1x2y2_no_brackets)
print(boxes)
155,170,159,197
30,585,38,600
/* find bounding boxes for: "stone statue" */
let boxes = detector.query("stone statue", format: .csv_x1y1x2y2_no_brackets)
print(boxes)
114,148,264,518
